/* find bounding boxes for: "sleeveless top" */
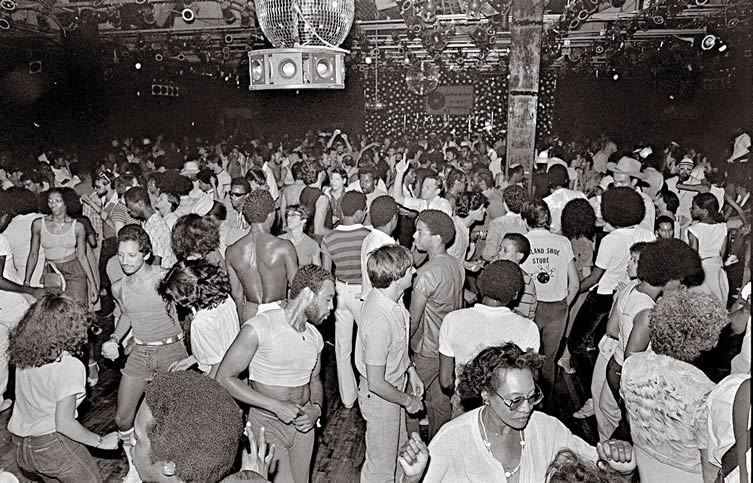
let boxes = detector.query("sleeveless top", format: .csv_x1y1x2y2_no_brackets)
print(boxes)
40,219,77,261
615,284,655,365
244,308,323,387
299,186,333,237
122,269,181,343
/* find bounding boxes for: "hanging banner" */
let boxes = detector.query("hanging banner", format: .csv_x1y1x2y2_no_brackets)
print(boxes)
426,86,474,115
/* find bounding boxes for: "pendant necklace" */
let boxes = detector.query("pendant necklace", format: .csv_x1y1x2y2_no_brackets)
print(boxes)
478,406,526,479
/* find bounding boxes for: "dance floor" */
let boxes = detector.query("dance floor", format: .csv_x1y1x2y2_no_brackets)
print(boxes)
0,314,597,482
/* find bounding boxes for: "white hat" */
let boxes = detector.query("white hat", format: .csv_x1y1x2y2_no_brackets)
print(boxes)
546,157,567,170
180,161,201,176
678,157,695,168
606,157,647,180
729,133,751,163
633,146,653,159
192,195,214,216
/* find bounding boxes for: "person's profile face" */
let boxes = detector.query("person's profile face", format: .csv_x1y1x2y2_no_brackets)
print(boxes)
497,240,522,264
305,280,335,325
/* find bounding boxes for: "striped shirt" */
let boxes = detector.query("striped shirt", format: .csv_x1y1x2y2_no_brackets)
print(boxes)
321,224,372,284
513,269,538,321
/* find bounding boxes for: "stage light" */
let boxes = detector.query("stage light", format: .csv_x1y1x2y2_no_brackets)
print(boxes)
612,73,619,80
135,62,142,70
364,56,372,64
700,34,716,51
717,40,727,52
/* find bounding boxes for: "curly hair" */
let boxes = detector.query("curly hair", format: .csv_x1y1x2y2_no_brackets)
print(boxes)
637,239,702,287
546,449,629,483
561,198,596,240
6,187,39,216
523,199,551,229
454,192,488,219
171,214,220,260
9,294,89,368
158,259,230,312
649,288,728,362
143,372,243,483
457,343,545,401
478,260,523,305
444,168,467,193
158,171,194,197
300,161,322,185
416,209,456,246
602,187,644,228
289,264,335,299
241,189,275,225
503,185,530,214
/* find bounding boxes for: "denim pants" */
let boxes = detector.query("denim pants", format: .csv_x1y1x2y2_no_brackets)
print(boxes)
533,299,569,392
12,432,102,483
247,407,314,483
334,280,362,407
358,377,407,483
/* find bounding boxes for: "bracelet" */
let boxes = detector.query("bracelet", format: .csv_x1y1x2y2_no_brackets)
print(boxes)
95,435,103,448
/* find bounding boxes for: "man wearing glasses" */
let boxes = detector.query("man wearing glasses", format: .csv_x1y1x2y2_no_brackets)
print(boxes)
222,177,252,248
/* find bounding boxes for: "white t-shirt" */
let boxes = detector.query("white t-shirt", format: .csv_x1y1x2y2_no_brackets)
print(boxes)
8,353,86,437
424,409,597,482
543,188,587,235
594,226,655,295
190,297,240,373
0,233,31,327
439,305,540,384
521,229,575,302
359,229,397,300
402,196,453,217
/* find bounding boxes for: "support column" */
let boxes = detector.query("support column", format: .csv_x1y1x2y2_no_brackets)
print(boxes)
505,0,546,186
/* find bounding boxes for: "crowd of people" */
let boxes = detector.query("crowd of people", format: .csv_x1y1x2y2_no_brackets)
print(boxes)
0,128,749,483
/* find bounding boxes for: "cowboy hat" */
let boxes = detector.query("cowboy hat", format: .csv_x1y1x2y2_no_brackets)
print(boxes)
180,160,201,176
606,156,647,180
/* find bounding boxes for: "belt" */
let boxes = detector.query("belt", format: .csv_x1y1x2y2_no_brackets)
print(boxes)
336,279,362,286
48,253,78,264
133,332,184,346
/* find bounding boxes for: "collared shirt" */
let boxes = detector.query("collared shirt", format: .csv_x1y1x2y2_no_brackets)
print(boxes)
143,213,176,269
544,188,587,235
355,288,411,386
360,229,397,300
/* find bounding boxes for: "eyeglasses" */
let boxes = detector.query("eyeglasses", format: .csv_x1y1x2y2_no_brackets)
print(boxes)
228,192,247,198
495,385,543,411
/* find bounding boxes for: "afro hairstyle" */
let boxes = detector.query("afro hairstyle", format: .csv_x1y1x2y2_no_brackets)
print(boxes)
416,209,456,247
478,260,523,305
601,187,645,228
369,195,398,228
503,185,530,214
636,239,702,287
561,198,596,240
143,371,243,483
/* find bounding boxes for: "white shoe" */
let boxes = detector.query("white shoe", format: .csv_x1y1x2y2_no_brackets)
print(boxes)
0,399,12,412
573,398,595,419
121,468,142,483
724,255,739,267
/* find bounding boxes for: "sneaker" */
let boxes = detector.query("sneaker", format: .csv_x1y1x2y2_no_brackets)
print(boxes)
87,361,100,387
121,468,142,483
557,358,576,375
724,255,739,267
0,399,12,412
573,398,595,419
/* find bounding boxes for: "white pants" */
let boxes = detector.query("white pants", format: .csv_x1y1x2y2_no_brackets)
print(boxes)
592,335,620,441
335,281,362,407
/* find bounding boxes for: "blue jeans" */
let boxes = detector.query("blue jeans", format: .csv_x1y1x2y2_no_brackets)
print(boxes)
12,432,102,483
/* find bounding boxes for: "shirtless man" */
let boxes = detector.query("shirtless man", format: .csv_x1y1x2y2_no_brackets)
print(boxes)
225,189,298,321
216,265,335,483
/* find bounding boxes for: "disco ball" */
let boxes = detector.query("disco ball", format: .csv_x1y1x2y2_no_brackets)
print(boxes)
405,61,440,96
254,0,355,48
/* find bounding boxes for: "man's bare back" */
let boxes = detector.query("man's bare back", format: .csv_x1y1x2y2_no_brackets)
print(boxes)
226,230,298,321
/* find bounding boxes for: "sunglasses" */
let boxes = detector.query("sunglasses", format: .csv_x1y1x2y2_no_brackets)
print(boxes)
495,385,544,411
229,192,248,198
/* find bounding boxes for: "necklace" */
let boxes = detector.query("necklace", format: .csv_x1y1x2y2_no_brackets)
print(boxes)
478,407,526,479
